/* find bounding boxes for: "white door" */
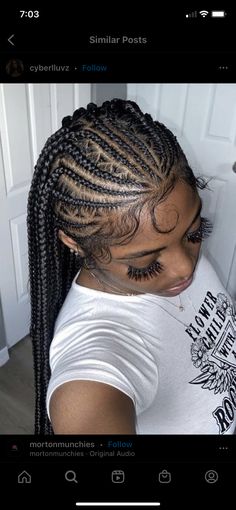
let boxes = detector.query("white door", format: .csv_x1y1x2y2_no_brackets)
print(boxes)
0,83,91,351
128,84,236,299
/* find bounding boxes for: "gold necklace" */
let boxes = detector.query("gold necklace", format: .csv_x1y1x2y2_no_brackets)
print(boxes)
159,296,185,312
141,294,189,326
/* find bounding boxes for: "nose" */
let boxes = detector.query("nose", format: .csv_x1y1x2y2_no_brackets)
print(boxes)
168,246,195,283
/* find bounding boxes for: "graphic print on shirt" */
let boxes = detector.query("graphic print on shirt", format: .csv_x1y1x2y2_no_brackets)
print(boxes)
185,292,236,434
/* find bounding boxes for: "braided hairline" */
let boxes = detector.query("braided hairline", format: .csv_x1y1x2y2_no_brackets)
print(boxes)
82,120,159,175
59,146,145,186
72,104,183,183
49,140,148,191
104,100,180,169
58,167,146,197
73,128,156,181
104,114,180,174
83,119,169,179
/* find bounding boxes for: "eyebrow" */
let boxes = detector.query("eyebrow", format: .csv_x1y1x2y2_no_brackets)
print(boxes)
116,198,203,260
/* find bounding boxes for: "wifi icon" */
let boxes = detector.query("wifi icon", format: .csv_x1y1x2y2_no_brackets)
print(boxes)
199,10,209,17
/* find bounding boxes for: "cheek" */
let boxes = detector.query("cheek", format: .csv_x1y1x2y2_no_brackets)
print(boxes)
189,241,202,257
157,242,201,276
98,261,129,279
180,240,202,262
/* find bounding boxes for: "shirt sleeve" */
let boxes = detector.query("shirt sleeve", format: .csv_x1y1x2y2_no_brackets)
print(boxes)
46,321,159,421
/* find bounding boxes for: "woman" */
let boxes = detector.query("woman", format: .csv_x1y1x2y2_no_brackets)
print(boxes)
27,99,236,435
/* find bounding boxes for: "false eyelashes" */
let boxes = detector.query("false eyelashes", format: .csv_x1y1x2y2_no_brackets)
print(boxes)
127,216,213,281
127,260,164,281
186,217,213,244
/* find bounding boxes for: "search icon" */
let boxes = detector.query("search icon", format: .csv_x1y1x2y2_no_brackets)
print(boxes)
65,470,78,483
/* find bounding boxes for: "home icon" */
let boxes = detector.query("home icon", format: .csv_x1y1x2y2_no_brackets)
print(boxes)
18,471,31,484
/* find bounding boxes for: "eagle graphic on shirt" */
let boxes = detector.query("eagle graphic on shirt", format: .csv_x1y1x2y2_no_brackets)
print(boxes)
188,292,236,434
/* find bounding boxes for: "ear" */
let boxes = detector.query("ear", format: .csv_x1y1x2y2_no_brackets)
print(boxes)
58,229,85,257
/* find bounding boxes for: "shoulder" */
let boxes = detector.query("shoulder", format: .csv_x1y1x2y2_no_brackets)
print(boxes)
49,380,136,434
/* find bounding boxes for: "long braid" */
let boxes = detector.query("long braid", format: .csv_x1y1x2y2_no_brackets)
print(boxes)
27,98,203,434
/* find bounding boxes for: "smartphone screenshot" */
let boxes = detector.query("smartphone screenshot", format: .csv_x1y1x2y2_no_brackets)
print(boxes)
0,6,235,509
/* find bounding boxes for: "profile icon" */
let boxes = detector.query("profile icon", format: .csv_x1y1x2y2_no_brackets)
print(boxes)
6,58,24,78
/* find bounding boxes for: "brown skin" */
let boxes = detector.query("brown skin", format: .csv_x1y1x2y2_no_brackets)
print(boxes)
50,381,136,434
52,180,202,434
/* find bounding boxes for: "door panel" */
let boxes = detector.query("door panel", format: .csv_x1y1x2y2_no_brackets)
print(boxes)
0,83,91,348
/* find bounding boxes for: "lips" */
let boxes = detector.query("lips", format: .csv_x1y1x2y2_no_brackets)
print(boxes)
166,275,193,292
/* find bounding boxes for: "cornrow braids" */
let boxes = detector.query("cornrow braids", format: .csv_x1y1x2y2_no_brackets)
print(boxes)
27,98,205,434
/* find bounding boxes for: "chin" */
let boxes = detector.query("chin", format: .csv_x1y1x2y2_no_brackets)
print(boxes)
150,289,181,297
161,289,184,297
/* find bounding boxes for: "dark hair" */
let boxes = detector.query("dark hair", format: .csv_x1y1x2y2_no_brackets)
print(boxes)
27,98,205,434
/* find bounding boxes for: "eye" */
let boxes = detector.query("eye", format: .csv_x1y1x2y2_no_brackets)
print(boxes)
186,217,213,243
127,260,164,281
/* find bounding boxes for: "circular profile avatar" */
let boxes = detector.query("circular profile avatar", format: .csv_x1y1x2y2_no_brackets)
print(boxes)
6,58,24,78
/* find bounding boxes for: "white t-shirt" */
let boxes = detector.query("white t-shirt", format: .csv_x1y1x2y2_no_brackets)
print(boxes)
46,254,236,434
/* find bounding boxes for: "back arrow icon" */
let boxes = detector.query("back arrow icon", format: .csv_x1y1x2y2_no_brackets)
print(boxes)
8,34,15,46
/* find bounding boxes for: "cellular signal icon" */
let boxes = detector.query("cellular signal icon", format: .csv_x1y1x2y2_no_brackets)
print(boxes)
199,10,209,17
186,11,197,18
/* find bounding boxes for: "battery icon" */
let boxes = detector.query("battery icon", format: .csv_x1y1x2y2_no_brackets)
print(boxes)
211,11,226,17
